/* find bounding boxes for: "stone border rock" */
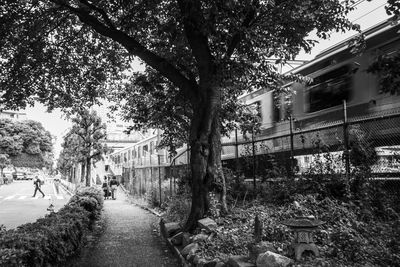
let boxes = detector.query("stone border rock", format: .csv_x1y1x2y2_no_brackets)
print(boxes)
159,218,228,267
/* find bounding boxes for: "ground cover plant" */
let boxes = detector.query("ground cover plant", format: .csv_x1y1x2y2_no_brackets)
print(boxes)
163,190,400,266
0,186,104,267
162,153,400,267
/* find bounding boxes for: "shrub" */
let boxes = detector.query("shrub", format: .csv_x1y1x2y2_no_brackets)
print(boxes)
163,193,191,225
0,186,103,267
146,179,174,208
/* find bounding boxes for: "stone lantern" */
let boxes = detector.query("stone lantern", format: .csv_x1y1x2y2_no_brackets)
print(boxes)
281,216,324,261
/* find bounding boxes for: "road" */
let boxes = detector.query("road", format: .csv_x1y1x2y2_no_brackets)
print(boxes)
0,179,71,230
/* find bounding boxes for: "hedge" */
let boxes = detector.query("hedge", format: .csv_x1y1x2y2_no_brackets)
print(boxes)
0,186,104,267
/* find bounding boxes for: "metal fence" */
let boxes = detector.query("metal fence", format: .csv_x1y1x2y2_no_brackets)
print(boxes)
125,106,400,206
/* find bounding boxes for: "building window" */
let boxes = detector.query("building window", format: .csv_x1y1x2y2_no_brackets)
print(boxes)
143,145,148,156
306,65,352,113
150,141,154,154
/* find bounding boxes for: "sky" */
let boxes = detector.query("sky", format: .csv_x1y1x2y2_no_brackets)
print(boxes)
23,0,390,159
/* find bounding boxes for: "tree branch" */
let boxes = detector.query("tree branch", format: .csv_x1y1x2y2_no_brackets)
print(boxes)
225,4,258,60
90,125,105,135
72,131,86,142
77,0,116,29
176,0,214,83
50,0,197,95
89,151,102,159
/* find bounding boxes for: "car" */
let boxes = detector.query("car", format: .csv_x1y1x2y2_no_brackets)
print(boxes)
12,172,25,180
3,170,13,179
25,173,35,180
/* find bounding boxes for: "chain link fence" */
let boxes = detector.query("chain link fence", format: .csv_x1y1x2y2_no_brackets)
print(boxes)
125,107,400,208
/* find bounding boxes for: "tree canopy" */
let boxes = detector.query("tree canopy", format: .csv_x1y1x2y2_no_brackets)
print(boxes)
0,119,53,168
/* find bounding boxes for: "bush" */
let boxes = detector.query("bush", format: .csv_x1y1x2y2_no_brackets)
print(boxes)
0,186,103,267
163,193,191,225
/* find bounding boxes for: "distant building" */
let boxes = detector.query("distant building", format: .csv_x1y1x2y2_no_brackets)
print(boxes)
102,122,145,151
0,110,27,120
63,121,151,186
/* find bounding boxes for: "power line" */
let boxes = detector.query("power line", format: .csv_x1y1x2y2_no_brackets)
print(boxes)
351,3,386,23
350,0,366,9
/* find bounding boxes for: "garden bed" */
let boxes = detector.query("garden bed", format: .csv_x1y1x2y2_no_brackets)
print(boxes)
162,193,400,267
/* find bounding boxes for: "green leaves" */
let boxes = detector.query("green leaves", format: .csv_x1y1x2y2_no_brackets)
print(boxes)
57,109,107,176
367,52,400,95
0,119,53,168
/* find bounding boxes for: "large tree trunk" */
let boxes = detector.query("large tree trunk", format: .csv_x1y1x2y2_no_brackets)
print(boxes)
211,123,228,215
184,84,227,231
85,157,91,187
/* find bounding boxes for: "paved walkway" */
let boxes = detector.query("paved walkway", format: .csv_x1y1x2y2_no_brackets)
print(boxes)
68,188,179,267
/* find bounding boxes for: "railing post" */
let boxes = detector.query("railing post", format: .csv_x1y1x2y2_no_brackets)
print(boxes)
169,155,172,197
235,128,239,172
150,151,153,192
252,131,256,192
289,115,295,177
172,161,176,194
186,146,190,175
343,100,350,179
158,153,162,206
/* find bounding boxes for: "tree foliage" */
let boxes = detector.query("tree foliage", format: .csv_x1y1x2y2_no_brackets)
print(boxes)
0,119,53,168
0,154,11,175
367,52,400,95
57,109,107,185
57,131,83,177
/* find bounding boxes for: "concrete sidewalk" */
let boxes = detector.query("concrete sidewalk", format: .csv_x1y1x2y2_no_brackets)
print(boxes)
68,188,179,267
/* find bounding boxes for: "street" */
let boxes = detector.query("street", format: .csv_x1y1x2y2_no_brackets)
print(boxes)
0,179,70,230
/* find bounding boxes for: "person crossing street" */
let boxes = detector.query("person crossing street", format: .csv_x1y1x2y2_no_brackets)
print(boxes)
32,176,45,198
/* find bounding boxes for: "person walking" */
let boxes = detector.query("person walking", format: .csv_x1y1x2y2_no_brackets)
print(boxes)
32,176,45,198
102,176,110,200
109,176,119,200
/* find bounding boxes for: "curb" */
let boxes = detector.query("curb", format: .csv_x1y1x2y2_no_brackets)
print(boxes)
160,219,190,267
166,237,190,267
